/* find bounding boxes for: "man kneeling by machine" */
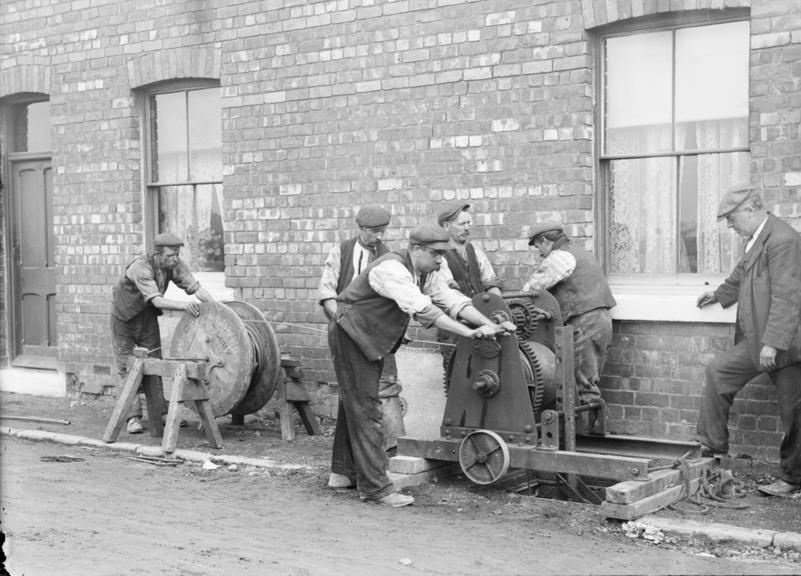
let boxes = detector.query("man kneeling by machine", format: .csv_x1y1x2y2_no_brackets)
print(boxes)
327,222,516,507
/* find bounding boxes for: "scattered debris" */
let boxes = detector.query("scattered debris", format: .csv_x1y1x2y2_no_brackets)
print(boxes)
398,558,413,566
129,455,184,467
40,455,84,463
202,460,220,470
621,521,666,543
228,464,238,472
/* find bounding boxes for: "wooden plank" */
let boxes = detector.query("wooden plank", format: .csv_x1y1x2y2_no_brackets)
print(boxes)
141,358,206,380
284,379,310,402
162,364,187,454
601,477,702,520
103,358,145,443
605,458,713,504
295,402,322,435
277,376,295,441
143,374,164,438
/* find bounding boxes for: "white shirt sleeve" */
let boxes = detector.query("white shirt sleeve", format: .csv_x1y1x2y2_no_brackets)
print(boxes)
318,245,342,303
523,249,576,292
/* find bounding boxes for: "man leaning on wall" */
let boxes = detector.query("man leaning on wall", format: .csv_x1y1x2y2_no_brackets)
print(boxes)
696,184,801,497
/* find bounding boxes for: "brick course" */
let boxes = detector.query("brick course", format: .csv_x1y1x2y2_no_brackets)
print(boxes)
1,0,798,465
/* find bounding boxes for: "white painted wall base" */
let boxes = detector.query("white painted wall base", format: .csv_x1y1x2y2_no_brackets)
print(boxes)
0,368,67,398
395,347,447,440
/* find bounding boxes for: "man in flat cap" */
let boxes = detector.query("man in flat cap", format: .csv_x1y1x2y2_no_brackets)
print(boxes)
319,206,406,485
696,185,801,497
327,222,516,507
524,221,616,408
111,233,215,434
436,203,502,298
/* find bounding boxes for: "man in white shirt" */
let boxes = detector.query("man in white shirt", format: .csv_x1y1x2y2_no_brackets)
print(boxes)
328,222,516,507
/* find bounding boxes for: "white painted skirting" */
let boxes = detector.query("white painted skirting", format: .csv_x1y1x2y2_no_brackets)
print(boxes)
0,368,66,398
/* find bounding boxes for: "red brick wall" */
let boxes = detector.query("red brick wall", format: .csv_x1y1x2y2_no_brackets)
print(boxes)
1,0,799,464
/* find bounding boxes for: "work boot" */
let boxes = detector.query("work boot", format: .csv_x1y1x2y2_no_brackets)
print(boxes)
126,417,144,434
757,479,800,497
327,472,355,489
381,396,406,453
364,492,414,507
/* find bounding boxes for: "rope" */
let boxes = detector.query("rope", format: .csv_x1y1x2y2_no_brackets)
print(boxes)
667,456,750,515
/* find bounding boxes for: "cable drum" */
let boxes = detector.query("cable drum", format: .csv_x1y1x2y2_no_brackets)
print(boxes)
169,301,283,417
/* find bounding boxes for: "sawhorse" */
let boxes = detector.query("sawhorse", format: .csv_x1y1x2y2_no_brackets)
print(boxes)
103,348,223,453
230,355,321,441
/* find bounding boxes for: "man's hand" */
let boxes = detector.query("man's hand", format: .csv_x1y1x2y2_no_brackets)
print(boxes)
497,320,517,335
183,301,201,317
471,325,497,340
697,291,718,308
760,345,778,371
322,299,337,320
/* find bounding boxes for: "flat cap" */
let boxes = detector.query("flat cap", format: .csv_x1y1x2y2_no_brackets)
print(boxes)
153,232,184,247
409,222,453,251
527,220,563,245
717,185,757,220
436,202,471,226
355,206,391,228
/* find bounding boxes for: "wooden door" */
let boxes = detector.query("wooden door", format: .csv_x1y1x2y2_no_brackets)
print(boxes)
9,158,58,367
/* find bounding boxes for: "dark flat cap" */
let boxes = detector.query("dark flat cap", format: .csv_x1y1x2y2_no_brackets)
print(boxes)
436,203,471,226
355,206,391,228
153,233,184,247
409,222,453,251
717,185,757,220
527,220,563,245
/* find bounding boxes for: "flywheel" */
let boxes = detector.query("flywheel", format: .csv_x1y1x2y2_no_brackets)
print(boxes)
458,429,511,485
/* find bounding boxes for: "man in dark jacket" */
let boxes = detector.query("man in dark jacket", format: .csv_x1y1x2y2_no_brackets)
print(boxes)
524,222,617,405
696,185,801,497
328,222,516,507
111,233,215,434
319,206,406,489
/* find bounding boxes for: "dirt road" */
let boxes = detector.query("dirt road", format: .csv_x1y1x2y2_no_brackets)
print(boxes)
1,437,796,576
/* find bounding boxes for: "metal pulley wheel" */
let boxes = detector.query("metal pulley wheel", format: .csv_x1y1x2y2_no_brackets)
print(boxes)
458,429,511,485
169,301,282,417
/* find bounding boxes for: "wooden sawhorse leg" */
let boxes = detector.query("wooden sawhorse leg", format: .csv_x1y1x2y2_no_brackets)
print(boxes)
162,364,223,454
103,358,145,443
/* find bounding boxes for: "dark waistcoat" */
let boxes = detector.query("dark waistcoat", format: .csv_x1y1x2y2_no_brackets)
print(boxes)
336,250,423,361
549,240,616,323
112,255,172,321
443,243,484,297
336,237,390,294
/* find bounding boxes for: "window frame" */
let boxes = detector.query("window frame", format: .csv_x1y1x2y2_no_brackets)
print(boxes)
593,9,750,322
140,79,233,302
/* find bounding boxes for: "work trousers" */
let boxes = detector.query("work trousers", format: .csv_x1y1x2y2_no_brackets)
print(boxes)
328,321,395,500
109,309,166,421
696,340,801,484
568,308,613,404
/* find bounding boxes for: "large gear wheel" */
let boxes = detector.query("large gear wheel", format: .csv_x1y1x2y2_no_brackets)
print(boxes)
518,340,546,417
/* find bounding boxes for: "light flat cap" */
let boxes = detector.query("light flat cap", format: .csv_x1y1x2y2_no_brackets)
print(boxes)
527,220,563,245
717,185,757,220
153,232,184,247
355,206,391,228
436,202,471,226
409,222,453,251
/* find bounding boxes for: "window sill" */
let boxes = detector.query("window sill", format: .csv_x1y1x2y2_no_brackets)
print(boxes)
608,275,736,324
164,271,236,303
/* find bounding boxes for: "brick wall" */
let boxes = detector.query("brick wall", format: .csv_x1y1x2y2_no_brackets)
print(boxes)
1,0,799,463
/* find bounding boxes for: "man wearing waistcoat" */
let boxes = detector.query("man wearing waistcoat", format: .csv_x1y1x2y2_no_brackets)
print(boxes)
328,222,516,507
319,207,407,490
696,185,801,497
523,222,617,406
110,233,215,434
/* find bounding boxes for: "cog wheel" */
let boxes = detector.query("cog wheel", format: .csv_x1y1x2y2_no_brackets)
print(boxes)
506,299,541,340
518,340,545,417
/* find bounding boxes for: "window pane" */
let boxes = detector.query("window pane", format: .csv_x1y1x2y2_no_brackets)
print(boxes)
605,31,673,155
188,88,222,181
157,184,225,272
676,22,749,151
197,184,225,272
150,92,188,183
12,101,51,152
679,152,750,274
608,157,677,273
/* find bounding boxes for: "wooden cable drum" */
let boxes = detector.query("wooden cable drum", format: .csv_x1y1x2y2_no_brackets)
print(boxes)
169,301,282,417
